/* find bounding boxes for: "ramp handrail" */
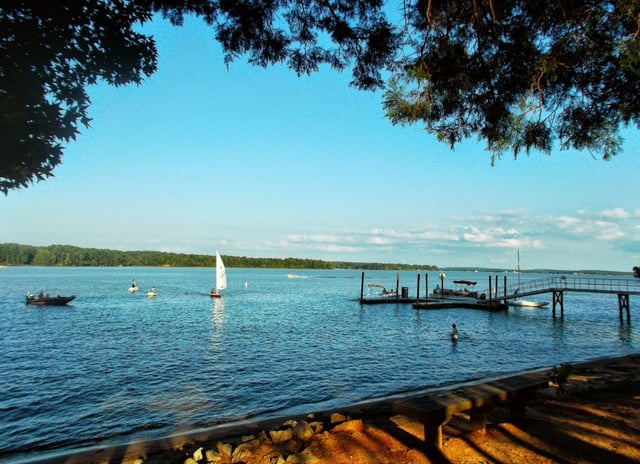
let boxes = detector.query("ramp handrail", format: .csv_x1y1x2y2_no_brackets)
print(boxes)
496,276,640,297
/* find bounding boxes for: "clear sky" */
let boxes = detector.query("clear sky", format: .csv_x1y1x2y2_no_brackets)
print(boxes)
1,16,639,272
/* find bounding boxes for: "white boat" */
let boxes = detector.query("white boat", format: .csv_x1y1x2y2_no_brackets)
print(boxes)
209,250,227,298
508,250,548,308
128,279,139,293
508,299,549,308
147,287,157,298
367,283,397,298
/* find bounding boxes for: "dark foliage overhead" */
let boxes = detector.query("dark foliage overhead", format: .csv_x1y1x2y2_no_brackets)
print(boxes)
1,1,639,193
0,0,397,194
384,0,640,163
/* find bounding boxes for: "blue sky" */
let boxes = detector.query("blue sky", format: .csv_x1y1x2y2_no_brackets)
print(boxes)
1,16,639,272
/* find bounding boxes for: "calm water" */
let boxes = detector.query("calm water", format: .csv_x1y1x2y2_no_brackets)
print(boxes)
0,266,637,462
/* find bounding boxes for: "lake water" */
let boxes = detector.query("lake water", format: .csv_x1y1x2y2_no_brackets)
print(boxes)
0,266,637,462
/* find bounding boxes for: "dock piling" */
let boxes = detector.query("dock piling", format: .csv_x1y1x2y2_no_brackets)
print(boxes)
618,293,630,323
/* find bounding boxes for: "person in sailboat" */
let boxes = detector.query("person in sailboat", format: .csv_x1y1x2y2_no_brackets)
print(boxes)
451,323,459,341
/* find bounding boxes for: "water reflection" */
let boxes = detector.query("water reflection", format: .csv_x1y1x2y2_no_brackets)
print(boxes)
209,298,226,352
212,298,225,326
619,323,632,342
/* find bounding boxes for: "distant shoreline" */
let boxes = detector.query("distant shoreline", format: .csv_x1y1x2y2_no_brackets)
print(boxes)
0,243,631,274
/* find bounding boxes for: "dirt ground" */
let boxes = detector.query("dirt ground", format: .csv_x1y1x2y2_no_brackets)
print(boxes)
307,355,640,464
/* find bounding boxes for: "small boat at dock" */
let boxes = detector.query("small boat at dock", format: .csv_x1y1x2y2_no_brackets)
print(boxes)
431,280,485,301
367,283,397,298
508,299,549,308
508,250,548,308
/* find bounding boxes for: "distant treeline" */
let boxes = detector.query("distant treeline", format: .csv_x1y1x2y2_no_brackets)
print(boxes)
0,243,438,271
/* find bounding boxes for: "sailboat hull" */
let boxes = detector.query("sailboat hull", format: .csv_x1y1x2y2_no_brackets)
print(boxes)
209,292,221,298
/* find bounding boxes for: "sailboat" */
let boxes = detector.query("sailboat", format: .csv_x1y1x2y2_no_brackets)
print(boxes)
508,250,548,308
209,250,227,298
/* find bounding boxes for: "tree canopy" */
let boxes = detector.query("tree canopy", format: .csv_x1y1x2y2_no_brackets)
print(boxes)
384,0,640,164
0,243,437,269
1,1,639,193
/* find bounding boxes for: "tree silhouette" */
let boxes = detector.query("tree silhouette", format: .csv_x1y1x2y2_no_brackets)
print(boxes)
2,1,639,193
383,0,640,164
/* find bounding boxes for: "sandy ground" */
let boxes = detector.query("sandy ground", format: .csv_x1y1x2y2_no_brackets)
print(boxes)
45,354,640,464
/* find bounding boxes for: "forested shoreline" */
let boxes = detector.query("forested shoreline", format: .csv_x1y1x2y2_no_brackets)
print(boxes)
0,243,438,271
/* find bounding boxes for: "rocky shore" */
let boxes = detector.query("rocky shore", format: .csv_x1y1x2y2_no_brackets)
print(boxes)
32,354,640,464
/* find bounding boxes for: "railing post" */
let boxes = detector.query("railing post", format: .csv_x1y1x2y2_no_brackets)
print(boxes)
552,291,564,317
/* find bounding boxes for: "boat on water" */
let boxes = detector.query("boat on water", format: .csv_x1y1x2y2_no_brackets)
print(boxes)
508,299,549,308
147,286,157,298
26,292,75,306
508,250,548,309
431,280,485,301
128,279,139,293
209,251,227,298
367,283,397,298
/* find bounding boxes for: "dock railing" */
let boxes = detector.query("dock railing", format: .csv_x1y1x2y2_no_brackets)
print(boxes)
502,276,640,298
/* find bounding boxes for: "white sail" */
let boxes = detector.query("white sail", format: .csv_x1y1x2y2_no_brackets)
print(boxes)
215,250,227,292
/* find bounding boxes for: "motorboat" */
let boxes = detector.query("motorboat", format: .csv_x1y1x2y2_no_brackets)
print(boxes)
509,250,548,308
431,280,484,300
26,292,75,306
508,299,549,308
367,283,397,298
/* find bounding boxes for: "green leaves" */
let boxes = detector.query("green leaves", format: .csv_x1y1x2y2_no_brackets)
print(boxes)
0,0,158,194
383,0,640,161
2,1,640,194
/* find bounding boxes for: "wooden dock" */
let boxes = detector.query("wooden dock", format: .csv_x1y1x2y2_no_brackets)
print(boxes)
412,299,507,311
359,297,507,311
359,272,638,320
358,272,507,310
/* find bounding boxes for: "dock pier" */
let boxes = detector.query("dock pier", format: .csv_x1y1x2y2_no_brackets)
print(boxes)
359,272,638,321
359,272,507,311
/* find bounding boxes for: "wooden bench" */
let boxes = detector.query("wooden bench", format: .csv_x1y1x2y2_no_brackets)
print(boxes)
392,373,549,450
